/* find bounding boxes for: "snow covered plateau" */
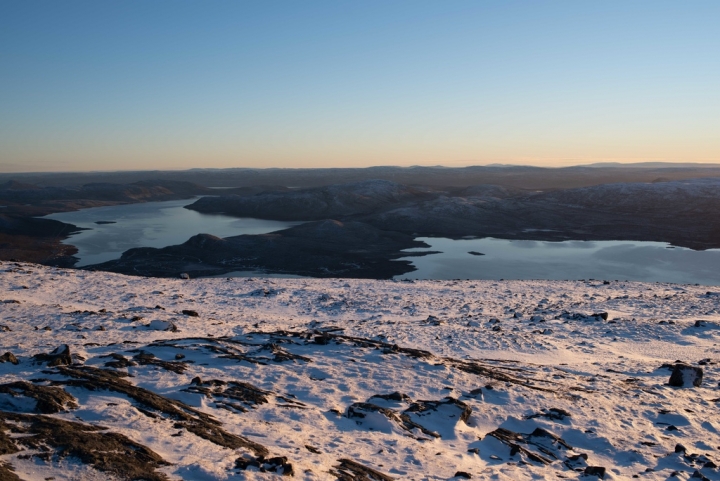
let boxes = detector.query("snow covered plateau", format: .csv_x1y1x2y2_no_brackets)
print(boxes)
1,262,719,480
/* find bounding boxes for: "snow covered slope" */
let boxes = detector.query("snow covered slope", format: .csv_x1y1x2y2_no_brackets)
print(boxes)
1,262,719,480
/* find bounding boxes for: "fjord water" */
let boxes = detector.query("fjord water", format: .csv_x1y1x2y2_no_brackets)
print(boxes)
43,200,720,284
397,237,720,285
44,198,300,267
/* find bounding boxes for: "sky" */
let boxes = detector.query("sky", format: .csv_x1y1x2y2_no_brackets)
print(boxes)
1,1,719,173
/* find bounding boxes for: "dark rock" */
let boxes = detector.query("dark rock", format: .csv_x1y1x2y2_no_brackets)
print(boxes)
0,352,19,365
0,381,77,414
329,458,395,481
675,443,687,453
32,345,73,367
526,407,571,421
0,462,20,481
369,392,412,403
181,310,199,317
0,411,170,480
132,351,187,374
347,402,440,439
584,466,606,479
468,387,483,398
455,472,472,479
404,397,472,424
668,364,703,387
101,353,137,369
235,455,294,476
53,365,268,456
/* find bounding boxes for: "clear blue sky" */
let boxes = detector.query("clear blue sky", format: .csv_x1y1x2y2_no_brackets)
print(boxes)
1,1,718,172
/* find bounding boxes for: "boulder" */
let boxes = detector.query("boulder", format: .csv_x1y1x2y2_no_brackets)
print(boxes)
668,364,703,387
0,352,19,365
32,345,72,367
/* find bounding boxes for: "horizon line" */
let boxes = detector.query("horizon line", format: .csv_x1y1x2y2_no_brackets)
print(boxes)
4,160,720,176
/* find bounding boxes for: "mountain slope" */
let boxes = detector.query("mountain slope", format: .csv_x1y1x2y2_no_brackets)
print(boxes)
0,263,718,480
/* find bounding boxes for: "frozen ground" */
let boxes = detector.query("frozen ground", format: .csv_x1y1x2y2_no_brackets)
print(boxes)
0,261,719,480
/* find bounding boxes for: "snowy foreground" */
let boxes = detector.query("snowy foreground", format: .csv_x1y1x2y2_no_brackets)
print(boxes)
1,262,719,481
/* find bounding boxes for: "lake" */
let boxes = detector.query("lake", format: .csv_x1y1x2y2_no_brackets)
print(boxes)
43,200,720,284
44,198,301,267
396,237,720,285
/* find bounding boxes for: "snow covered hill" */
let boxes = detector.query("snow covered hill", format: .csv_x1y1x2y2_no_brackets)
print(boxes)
1,262,719,480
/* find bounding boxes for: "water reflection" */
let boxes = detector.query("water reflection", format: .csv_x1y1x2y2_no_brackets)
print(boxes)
45,198,301,267
397,238,720,285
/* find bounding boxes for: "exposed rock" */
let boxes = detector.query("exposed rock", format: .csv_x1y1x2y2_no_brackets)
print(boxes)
369,392,412,403
462,389,482,400
584,466,606,479
183,379,304,413
0,381,77,414
32,344,73,367
668,364,703,387
52,366,269,456
486,427,574,465
526,407,571,421
0,411,170,480
101,353,138,369
235,455,294,476
404,397,472,424
347,402,440,439
181,309,199,317
132,351,188,374
329,458,395,481
0,462,20,481
0,352,18,365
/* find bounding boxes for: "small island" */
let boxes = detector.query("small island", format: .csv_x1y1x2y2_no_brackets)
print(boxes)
468,251,485,256
94,220,117,225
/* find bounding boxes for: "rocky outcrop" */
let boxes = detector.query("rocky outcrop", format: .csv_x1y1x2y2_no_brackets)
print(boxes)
668,364,703,387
